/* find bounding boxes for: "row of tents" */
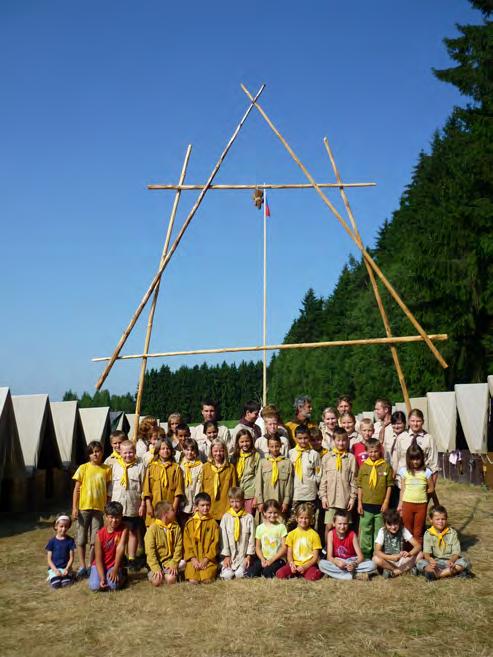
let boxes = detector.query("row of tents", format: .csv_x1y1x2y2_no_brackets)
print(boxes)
1,380,492,512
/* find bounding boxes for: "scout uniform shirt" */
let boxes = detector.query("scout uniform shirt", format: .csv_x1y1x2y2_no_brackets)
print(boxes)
219,511,256,570
144,520,183,572
255,456,293,508
288,447,321,502
109,459,146,517
319,450,357,508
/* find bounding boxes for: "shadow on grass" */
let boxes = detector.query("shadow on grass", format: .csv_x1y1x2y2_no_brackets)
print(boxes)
0,511,61,539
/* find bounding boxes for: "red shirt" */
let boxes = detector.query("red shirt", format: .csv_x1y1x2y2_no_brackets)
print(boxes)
352,442,368,468
332,529,356,559
94,526,125,569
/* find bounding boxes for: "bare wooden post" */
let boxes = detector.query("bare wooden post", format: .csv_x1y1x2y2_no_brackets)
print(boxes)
95,84,266,390
262,186,268,406
240,83,448,371
323,137,412,414
92,333,448,362
133,145,193,442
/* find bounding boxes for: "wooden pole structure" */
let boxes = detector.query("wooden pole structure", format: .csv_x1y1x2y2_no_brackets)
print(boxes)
323,137,412,414
92,334,448,362
240,83,448,371
133,145,193,442
95,84,266,390
262,186,268,406
147,182,376,190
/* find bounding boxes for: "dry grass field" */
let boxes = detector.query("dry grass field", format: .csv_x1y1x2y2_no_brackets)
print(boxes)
1,480,491,657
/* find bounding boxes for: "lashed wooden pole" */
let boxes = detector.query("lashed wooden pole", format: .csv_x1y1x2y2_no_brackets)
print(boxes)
92,333,448,362
133,145,193,442
240,83,448,370
323,137,412,414
95,84,266,390
148,182,376,190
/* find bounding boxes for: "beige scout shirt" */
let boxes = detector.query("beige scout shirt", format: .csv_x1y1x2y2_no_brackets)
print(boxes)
219,511,256,570
396,431,439,474
288,448,321,502
179,461,203,514
255,434,290,458
255,457,293,507
318,451,357,508
192,424,232,461
235,451,260,499
110,460,147,516
319,423,334,450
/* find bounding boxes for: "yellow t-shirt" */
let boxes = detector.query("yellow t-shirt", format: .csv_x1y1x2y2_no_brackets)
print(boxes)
286,527,322,566
72,462,111,512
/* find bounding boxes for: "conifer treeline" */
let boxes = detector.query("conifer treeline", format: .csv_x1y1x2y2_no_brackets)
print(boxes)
64,2,492,421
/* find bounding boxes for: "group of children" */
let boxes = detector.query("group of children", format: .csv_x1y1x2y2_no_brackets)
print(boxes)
45,397,472,589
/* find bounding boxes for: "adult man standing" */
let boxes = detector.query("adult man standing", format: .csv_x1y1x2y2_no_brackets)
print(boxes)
192,399,232,459
284,395,317,446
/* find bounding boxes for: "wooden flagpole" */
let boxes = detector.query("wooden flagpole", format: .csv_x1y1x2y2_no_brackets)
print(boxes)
240,83,448,371
95,84,266,390
92,333,448,362
262,186,268,406
323,137,412,414
133,145,193,442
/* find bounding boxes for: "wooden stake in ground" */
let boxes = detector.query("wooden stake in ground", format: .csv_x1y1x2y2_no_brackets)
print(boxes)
240,83,448,371
133,145,193,442
323,137,411,414
92,333,448,362
95,84,266,391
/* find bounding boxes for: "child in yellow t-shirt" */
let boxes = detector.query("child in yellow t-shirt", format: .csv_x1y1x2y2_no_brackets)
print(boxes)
72,441,111,578
275,503,322,580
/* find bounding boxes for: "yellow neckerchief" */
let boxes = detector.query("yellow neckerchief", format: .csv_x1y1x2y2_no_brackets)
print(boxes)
364,457,386,488
148,445,155,455
192,511,211,541
227,507,245,542
210,462,227,500
119,458,136,488
294,444,309,482
319,447,329,458
155,459,173,489
332,448,347,472
182,459,201,487
267,455,283,486
110,450,124,465
428,526,450,550
155,518,175,554
236,451,253,479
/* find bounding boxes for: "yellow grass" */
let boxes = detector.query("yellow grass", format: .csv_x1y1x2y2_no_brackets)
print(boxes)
1,480,492,657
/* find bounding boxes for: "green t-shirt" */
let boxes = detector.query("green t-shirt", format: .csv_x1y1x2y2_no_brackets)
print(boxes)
255,522,288,560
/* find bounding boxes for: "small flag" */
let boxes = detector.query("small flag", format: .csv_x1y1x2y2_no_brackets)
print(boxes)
265,198,271,217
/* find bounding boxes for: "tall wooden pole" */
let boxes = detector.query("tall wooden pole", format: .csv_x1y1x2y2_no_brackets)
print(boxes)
262,186,268,406
323,137,412,414
95,84,266,390
133,145,193,442
240,83,448,371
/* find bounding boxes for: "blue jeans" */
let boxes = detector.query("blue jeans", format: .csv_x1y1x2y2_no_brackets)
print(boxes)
319,557,377,580
88,565,126,591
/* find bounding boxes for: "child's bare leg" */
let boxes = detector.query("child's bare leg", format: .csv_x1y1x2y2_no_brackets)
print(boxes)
373,555,395,573
78,545,87,569
188,579,199,585
165,574,177,585
128,529,138,559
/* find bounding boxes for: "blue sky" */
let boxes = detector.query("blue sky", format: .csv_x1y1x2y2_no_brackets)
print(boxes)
0,1,479,400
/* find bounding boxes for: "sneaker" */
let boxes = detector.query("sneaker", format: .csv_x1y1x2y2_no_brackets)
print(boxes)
383,569,392,579
127,559,140,572
410,567,418,577
354,572,370,581
424,571,437,582
77,566,90,580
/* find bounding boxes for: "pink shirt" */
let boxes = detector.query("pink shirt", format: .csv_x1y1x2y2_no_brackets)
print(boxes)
352,442,368,468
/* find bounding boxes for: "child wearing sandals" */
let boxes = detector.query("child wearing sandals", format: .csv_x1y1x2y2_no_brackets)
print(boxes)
372,509,421,578
45,513,76,588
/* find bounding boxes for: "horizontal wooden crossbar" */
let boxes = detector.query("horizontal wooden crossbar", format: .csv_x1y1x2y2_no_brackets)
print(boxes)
148,182,376,190
92,333,448,362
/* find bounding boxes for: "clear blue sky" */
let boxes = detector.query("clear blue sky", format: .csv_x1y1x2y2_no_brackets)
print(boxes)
0,1,479,400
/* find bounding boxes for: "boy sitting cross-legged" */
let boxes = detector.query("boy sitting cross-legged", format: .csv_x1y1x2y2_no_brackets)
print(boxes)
417,505,472,581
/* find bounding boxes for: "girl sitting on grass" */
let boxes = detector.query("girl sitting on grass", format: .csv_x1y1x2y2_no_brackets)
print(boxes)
45,513,76,589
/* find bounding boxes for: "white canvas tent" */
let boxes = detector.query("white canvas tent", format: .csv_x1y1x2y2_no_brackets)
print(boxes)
488,375,493,397
455,383,489,454
50,400,86,468
125,413,136,440
79,407,111,448
427,391,456,452
12,394,62,472
361,411,374,421
110,411,130,433
0,387,25,483
396,397,428,426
